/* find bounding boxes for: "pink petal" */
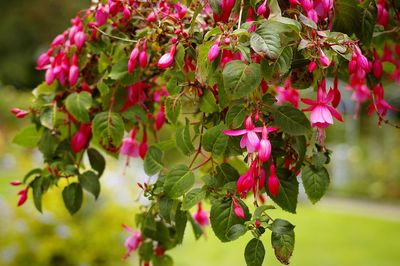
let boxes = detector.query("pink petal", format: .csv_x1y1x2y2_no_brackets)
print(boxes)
223,129,247,136
327,106,343,122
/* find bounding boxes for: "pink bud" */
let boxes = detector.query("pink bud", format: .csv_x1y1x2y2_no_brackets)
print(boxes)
307,9,318,23
319,50,330,67
357,54,370,72
268,164,279,197
373,58,383,79
308,61,317,73
95,8,108,26
10,108,30,118
74,31,86,50
139,130,148,159
45,68,55,85
155,105,165,131
17,188,29,207
157,44,176,69
257,0,270,18
128,42,140,73
208,42,220,62
193,202,209,226
123,7,131,21
69,64,79,86
147,11,157,23
139,41,148,69
258,127,272,162
10,180,22,186
37,52,51,70
233,199,245,219
71,124,92,153
348,60,357,74
51,34,65,47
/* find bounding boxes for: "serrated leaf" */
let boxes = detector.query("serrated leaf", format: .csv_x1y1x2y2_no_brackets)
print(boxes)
200,89,219,113
182,188,206,210
87,148,106,177
250,27,281,59
301,165,330,204
267,168,299,213
175,119,195,156
226,224,247,241
12,125,41,148
144,146,163,176
226,104,247,129
271,219,295,265
92,112,124,149
244,238,265,266
65,92,92,122
262,46,293,80
78,171,100,199
164,165,195,198
165,97,181,125
223,61,262,100
293,136,307,171
210,199,250,242
203,124,229,157
62,183,83,215
215,163,240,184
270,105,311,136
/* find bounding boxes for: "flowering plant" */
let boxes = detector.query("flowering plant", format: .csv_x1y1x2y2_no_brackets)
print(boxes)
11,0,400,265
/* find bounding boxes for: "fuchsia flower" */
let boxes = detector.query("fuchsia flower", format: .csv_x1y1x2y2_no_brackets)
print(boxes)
308,61,317,73
302,79,343,144
128,42,140,73
74,31,86,50
10,180,22,186
139,41,148,69
139,130,148,159
224,116,263,153
208,40,220,62
257,0,270,18
68,54,79,86
377,0,389,28
147,11,157,22
213,0,236,23
382,44,395,63
10,108,30,118
155,105,166,131
193,202,209,226
122,224,142,260
236,161,266,197
372,50,383,79
276,80,300,107
120,129,140,157
95,6,108,26
389,45,400,84
267,164,279,197
157,43,177,69
368,83,396,118
319,50,330,67
233,198,245,219
71,123,92,153
17,188,29,207
258,126,274,162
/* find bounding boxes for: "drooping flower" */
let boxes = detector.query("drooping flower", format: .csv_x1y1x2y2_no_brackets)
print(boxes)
223,116,263,153
139,41,148,69
157,43,177,69
68,57,79,87
71,123,92,153
377,0,389,28
208,39,220,62
95,6,108,26
257,0,270,18
17,188,29,207
258,126,276,162
368,83,396,118
139,130,148,159
120,129,140,157
193,202,209,226
122,224,142,260
308,61,317,73
267,164,279,197
275,80,300,107
155,105,166,131
128,42,140,73
319,49,330,67
372,50,383,79
233,198,245,219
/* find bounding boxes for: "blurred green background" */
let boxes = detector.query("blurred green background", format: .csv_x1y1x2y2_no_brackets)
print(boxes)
1,1,400,266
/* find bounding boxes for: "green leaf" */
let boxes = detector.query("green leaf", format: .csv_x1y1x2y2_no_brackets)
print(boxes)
332,0,362,36
153,255,174,266
32,81,57,97
109,57,129,80
175,118,195,156
267,168,298,213
164,165,195,198
292,136,307,171
261,46,293,80
250,27,281,59
97,81,110,97
203,124,229,157
144,146,163,176
182,188,206,211
158,196,174,222
358,0,377,45
12,125,41,148
92,112,125,149
299,14,317,29
65,92,92,122
244,238,265,266
166,77,181,95
196,42,213,84
271,219,295,265
200,89,219,113
139,242,154,261
187,213,204,240
174,43,185,70
38,130,60,161
40,106,56,129
175,203,188,243
226,104,248,129
165,97,181,125
30,176,47,213
270,105,311,136
223,61,262,100
215,163,240,184
301,165,330,204
78,171,100,199
226,224,247,241
253,205,275,220
62,183,83,215
210,199,250,242
87,148,106,177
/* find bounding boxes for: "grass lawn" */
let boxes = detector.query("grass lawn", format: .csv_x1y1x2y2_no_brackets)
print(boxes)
170,204,400,266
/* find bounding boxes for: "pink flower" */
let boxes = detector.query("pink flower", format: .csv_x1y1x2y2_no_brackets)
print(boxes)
36,50,52,70
236,161,266,197
208,40,220,62
122,224,142,260
147,11,157,22
223,116,263,153
155,105,166,131
302,79,343,129
258,126,276,162
17,188,29,207
377,0,389,28
120,129,140,157
276,80,300,107
74,31,86,50
233,199,245,219
139,41,148,69
193,202,209,226
372,50,383,79
319,50,330,67
71,123,92,153
382,44,395,63
69,65,79,86
10,108,30,118
128,42,140,73
139,130,148,159
214,0,235,23
308,61,317,73
368,83,396,118
51,33,66,47
45,68,55,85
267,164,279,197
157,44,177,69
95,7,108,26
10,180,22,186
257,0,270,18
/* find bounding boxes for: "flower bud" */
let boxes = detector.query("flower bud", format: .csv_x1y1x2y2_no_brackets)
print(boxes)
147,11,157,23
139,41,148,69
74,31,86,50
319,50,330,67
71,123,92,153
308,61,317,73
268,164,279,197
128,42,140,73
10,108,30,118
17,188,29,207
208,40,220,62
69,64,79,86
157,44,176,69
233,199,245,219
155,105,165,131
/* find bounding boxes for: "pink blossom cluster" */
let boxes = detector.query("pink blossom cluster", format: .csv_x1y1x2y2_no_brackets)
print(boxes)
289,0,333,23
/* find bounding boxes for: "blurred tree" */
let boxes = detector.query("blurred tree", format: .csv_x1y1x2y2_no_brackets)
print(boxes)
0,0,90,89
